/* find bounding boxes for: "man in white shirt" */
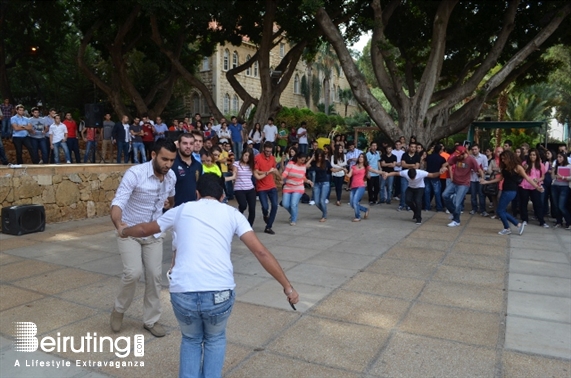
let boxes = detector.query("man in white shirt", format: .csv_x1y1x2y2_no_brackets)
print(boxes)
469,143,489,216
392,140,405,201
118,173,299,378
297,121,308,154
49,114,71,164
262,117,278,146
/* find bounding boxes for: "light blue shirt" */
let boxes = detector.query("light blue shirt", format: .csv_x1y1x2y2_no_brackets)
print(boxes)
366,151,381,177
11,115,30,138
154,123,168,141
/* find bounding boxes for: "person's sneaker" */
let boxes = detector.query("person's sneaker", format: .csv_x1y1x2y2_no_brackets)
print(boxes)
448,214,454,220
461,211,464,214
481,211,489,217
264,228,275,235
325,199,329,204
445,209,450,214
110,309,123,333
397,206,403,212
38,159,43,164
415,219,422,225
469,210,476,215
498,229,512,235
369,201,375,205
447,221,460,227
66,160,71,164
144,323,165,337
541,223,550,228
309,200,315,206
386,201,391,205
263,215,268,224
554,223,561,228
565,225,571,231
518,222,525,235
289,222,296,226
522,221,527,226
394,196,400,201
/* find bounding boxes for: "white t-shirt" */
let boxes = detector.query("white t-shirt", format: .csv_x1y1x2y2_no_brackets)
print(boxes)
157,199,252,292
263,124,278,142
49,123,67,143
399,169,429,188
392,150,405,171
297,127,308,144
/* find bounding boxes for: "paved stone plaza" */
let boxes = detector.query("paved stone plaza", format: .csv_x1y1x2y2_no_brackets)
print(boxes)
1,198,570,377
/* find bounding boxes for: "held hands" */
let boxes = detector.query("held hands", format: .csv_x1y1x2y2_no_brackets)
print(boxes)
537,186,545,193
479,178,487,185
117,222,128,238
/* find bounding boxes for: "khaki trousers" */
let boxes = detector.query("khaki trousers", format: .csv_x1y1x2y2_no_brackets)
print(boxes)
114,235,163,327
101,139,112,162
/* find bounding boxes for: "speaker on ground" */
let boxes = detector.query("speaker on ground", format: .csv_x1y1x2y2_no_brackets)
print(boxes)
2,204,46,236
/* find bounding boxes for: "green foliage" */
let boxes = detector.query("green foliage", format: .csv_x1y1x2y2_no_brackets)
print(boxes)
316,103,337,114
545,45,571,124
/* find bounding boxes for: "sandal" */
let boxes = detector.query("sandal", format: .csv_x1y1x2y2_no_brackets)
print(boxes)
319,218,326,222
336,201,341,206
352,218,361,222
364,210,369,219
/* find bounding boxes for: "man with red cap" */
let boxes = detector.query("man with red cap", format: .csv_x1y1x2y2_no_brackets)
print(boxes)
441,146,484,227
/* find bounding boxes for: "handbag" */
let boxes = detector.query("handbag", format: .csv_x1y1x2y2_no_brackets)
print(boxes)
482,173,498,196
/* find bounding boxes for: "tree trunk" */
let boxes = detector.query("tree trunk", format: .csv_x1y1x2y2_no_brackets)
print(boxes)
323,77,330,115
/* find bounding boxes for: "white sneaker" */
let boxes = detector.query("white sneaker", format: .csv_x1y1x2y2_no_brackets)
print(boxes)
445,209,450,214
447,221,460,227
325,199,329,204
66,161,71,164
309,200,315,206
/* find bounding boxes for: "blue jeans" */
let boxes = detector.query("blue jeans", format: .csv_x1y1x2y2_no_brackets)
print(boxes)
497,190,519,229
424,177,443,211
313,182,329,219
309,171,316,201
299,143,308,154
1,117,12,138
442,182,470,223
258,187,278,229
30,137,49,163
400,177,409,207
232,141,243,160
117,141,130,163
470,181,486,213
223,172,234,200
131,142,146,164
84,141,98,163
350,186,368,219
171,290,235,378
552,185,571,226
282,191,303,222
67,137,81,163
52,141,70,164
379,175,394,203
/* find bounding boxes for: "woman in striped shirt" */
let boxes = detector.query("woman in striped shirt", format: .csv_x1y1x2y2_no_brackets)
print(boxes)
233,149,257,226
281,152,313,226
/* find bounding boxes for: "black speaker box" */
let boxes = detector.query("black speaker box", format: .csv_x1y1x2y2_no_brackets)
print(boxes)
1,204,46,236
84,103,105,128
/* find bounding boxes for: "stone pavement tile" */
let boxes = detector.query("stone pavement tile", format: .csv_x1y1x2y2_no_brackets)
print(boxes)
505,316,571,359
233,274,268,296
451,242,507,257
267,316,389,372
433,265,505,289
273,235,341,250
227,302,299,347
409,230,458,241
0,284,45,311
75,224,115,236
509,273,571,297
3,242,79,259
457,233,508,247
507,291,571,323
502,351,571,378
382,247,445,263
0,252,24,265
65,237,120,253
399,238,454,251
35,249,116,267
509,239,564,252
0,237,39,251
399,303,500,347
27,231,84,242
279,263,356,288
266,245,325,263
511,248,569,264
126,289,178,328
0,297,97,335
12,267,107,295
0,259,63,281
326,241,393,256
311,289,410,328
78,256,125,276
232,257,297,279
365,258,437,280
269,224,316,237
443,252,506,271
342,272,426,300
418,281,504,313
303,251,378,271
417,223,462,234
226,351,361,378
368,332,496,378
509,259,571,279
223,342,252,376
238,280,334,312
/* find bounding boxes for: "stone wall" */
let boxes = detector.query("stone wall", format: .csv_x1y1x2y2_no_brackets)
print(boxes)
0,164,127,223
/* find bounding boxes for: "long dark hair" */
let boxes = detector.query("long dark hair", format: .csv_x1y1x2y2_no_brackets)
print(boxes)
240,148,255,171
314,148,325,169
333,144,345,164
355,152,369,169
555,152,569,167
499,150,519,172
523,149,541,174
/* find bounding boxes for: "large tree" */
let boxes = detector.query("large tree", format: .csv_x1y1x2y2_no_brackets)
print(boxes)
313,0,571,146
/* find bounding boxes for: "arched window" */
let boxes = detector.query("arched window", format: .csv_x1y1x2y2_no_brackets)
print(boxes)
223,94,230,113
280,43,285,58
223,49,229,71
294,74,300,94
254,61,259,77
232,51,238,69
232,95,239,112
246,55,251,76
202,56,209,71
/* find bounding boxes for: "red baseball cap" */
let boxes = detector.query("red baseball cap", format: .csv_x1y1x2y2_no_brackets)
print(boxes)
455,146,467,155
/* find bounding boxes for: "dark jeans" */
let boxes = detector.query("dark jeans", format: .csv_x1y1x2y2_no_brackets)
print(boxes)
518,187,545,225
367,176,380,203
117,141,130,163
67,137,81,163
12,136,37,164
405,187,424,222
235,189,257,226
46,137,54,163
30,137,49,163
143,141,154,161
552,185,571,226
470,181,486,213
257,187,278,230
543,173,555,217
1,117,12,138
424,177,443,211
332,176,344,202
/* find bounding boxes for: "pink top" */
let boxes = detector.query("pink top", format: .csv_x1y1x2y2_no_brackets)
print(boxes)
350,165,367,189
520,162,546,190
282,161,306,193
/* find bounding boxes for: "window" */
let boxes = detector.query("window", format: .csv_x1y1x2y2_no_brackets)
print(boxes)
279,43,285,58
223,94,230,113
331,85,336,102
202,56,209,71
254,61,259,77
294,74,300,94
192,94,200,115
223,49,229,71
232,51,238,69
246,55,251,76
232,95,239,112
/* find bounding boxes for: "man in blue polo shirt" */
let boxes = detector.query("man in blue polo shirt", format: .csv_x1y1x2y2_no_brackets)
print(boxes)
366,142,381,205
11,104,38,164
173,133,203,206
229,116,244,158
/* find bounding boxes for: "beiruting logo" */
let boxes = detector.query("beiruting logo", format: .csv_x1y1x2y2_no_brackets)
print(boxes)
13,322,145,369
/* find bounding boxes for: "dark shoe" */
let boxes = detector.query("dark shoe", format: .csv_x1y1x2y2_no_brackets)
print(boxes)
264,228,275,235
415,219,422,225
263,215,269,224
110,309,123,333
144,323,165,337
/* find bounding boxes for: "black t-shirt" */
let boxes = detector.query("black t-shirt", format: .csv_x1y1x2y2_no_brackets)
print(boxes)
172,154,203,206
425,153,446,173
402,152,420,168
130,124,143,143
381,154,397,173
311,161,332,183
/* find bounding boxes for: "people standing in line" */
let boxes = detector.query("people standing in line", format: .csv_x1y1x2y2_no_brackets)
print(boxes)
254,142,281,234
82,124,99,163
297,121,309,154
379,145,397,204
172,133,202,206
129,120,147,164
11,104,37,164
262,118,278,148
249,122,263,150
109,138,177,338
234,149,257,226
519,149,547,228
112,115,131,163
366,142,381,205
63,112,80,163
480,150,544,235
49,114,71,164
331,144,347,206
217,121,232,142
551,152,571,229
281,152,312,226
469,144,489,216
347,153,369,222
423,144,446,211
43,108,57,163
102,113,115,163
153,116,167,141
442,146,483,227
310,149,332,222
28,107,49,164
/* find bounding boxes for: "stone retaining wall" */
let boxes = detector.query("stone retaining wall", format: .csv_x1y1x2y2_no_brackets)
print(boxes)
0,164,128,223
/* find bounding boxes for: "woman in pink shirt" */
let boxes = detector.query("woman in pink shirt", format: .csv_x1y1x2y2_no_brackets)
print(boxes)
347,153,370,222
519,149,547,227
281,152,313,225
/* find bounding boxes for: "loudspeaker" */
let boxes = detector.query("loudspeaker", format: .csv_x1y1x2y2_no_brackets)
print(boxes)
2,204,46,236
84,103,105,128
